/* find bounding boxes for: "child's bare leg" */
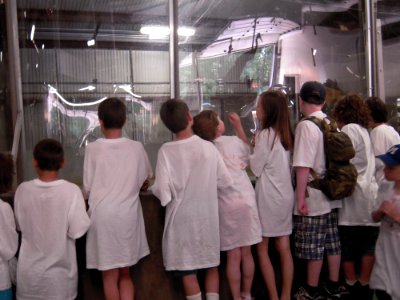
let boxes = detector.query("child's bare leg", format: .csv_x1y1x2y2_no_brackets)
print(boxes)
327,254,341,282
257,238,278,300
119,267,135,300
205,267,219,294
102,269,120,300
307,259,323,287
226,248,242,300
240,246,254,298
275,236,293,300
359,255,375,284
182,273,201,296
342,260,357,282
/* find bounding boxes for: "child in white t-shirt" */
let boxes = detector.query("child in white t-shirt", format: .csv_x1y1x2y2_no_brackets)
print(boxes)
366,97,400,187
0,153,18,300
83,98,152,300
152,99,232,300
192,110,262,300
14,139,90,300
332,94,379,300
370,144,400,300
249,90,295,300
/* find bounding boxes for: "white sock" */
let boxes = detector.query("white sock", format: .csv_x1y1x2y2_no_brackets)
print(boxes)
345,279,357,286
186,292,202,300
241,292,252,300
206,292,219,300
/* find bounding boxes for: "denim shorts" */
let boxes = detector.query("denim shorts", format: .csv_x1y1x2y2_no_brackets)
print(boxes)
339,225,379,261
294,210,341,260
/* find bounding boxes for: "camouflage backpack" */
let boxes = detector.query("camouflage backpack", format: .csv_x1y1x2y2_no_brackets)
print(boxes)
306,116,358,200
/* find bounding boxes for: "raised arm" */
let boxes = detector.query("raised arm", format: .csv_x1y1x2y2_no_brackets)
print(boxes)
228,112,249,144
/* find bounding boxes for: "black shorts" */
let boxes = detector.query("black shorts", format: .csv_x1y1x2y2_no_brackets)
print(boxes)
339,225,379,261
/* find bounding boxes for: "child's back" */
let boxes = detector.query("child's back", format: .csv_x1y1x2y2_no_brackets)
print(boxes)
153,135,231,270
84,137,152,269
14,178,89,300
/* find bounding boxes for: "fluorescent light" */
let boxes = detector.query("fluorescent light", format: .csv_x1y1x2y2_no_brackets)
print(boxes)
79,85,96,91
0,51,2,62
178,27,196,37
35,64,38,68
140,25,196,39
87,39,95,46
41,44,45,49
30,24,36,41
140,26,170,39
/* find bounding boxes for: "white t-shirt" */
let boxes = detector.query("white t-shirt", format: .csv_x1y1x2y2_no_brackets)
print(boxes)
83,137,153,270
151,135,232,270
0,199,18,291
370,183,400,300
14,179,90,300
214,136,261,250
293,111,339,216
338,124,378,226
250,128,294,236
370,124,400,186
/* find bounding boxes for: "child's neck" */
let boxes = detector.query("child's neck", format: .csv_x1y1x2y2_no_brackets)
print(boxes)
37,170,59,182
103,128,122,139
394,181,400,193
174,128,193,141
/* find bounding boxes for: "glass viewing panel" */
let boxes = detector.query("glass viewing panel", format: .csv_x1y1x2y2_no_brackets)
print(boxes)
377,1,400,130
17,0,170,183
13,0,400,182
0,3,11,152
178,0,368,136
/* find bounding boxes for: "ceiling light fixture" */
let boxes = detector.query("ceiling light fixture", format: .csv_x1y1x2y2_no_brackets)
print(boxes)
140,25,196,39
178,27,196,37
87,39,95,46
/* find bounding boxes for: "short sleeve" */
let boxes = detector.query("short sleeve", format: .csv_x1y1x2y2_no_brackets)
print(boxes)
250,129,273,177
0,201,18,260
152,149,173,206
293,120,320,168
67,187,90,239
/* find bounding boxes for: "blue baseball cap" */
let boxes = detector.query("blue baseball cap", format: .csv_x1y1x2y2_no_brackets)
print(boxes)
377,144,400,167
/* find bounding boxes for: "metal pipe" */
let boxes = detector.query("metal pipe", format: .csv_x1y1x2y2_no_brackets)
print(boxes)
5,0,25,163
365,0,377,97
169,0,179,99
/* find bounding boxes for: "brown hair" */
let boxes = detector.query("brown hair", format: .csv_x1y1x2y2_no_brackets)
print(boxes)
192,110,219,141
98,97,126,129
365,96,388,123
332,94,370,128
33,139,64,171
258,90,294,151
0,153,14,193
160,99,190,134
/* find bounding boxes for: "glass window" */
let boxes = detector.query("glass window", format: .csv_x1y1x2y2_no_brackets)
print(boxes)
17,1,170,182
178,0,367,137
377,1,400,130
0,3,12,152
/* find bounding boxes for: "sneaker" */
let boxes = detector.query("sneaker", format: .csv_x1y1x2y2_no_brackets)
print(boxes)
322,282,351,299
295,286,325,300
